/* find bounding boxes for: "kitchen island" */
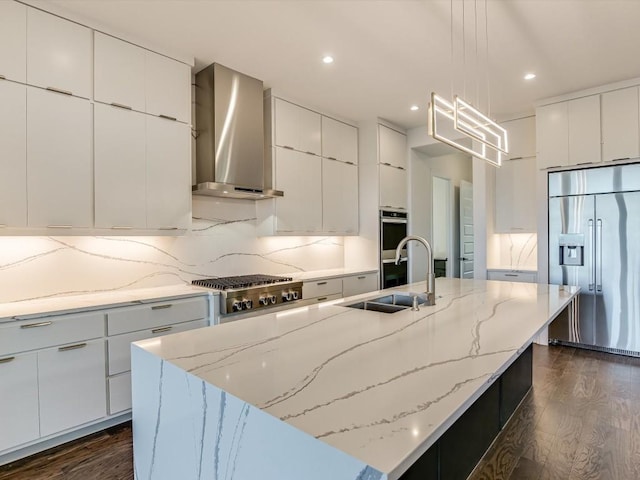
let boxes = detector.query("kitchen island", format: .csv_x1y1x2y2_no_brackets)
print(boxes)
131,278,579,480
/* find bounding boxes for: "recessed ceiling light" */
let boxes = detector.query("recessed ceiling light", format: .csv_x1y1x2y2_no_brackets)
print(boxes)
524,73,536,80
322,55,334,64
410,105,419,111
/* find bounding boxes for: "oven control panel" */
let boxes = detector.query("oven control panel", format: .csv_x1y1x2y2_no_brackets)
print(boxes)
223,282,303,314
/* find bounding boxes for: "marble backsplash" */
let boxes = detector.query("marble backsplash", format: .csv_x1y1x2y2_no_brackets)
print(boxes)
0,197,344,304
487,233,538,270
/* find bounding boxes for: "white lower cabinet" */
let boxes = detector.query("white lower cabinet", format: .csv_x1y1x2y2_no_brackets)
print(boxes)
0,352,39,451
108,372,132,415
342,273,378,297
38,339,107,437
487,270,537,283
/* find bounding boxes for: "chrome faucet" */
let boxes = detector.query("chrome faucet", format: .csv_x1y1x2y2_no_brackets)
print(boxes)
395,235,436,306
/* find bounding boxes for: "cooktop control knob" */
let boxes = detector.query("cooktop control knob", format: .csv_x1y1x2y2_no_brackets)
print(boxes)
242,298,253,310
232,300,242,312
269,295,277,304
291,290,299,300
259,296,269,306
282,291,292,302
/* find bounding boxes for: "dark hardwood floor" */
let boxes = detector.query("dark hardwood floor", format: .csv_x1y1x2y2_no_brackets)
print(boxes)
1,344,639,480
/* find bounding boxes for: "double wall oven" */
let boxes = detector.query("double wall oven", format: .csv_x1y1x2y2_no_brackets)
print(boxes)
380,210,408,289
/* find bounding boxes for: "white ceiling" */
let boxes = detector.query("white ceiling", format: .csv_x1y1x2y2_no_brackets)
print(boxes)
30,0,640,130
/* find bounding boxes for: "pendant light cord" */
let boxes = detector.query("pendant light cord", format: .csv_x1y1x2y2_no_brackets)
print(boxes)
485,0,490,116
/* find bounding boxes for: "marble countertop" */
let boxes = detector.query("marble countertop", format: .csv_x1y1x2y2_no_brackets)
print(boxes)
0,284,215,322
290,267,378,282
135,278,578,479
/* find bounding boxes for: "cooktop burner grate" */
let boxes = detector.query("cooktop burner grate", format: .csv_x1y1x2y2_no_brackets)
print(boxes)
192,274,294,291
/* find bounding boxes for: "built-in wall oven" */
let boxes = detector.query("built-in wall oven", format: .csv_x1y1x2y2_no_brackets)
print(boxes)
380,210,408,289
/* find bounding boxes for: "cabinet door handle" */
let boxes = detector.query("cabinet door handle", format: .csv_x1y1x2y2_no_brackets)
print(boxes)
159,114,177,121
544,165,562,170
111,226,133,230
504,274,519,277
328,156,338,161
576,162,593,166
305,151,317,156
381,162,392,166
47,225,73,229
395,165,405,170
59,343,87,352
158,227,179,230
0,75,5,80
0,357,15,364
345,161,356,165
282,145,295,150
151,304,173,310
510,156,523,160
21,321,53,329
46,86,73,96
357,276,366,280
317,281,327,286
611,157,630,162
317,297,328,302
111,102,132,110
151,326,173,334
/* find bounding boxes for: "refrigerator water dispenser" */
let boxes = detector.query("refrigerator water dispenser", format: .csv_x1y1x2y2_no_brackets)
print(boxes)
558,234,584,266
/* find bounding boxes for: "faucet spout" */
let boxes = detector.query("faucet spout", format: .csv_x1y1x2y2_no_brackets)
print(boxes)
394,235,436,306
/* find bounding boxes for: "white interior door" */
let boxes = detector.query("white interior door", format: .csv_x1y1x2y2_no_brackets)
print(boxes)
460,180,474,278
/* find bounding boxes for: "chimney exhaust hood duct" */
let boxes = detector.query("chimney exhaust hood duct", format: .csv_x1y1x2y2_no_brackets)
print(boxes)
193,63,283,200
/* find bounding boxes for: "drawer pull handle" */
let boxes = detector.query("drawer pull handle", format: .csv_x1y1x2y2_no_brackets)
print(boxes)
505,274,519,277
317,281,327,286
510,156,523,160
282,145,295,150
317,297,327,301
111,226,133,230
159,114,177,121
357,276,366,280
158,227,179,230
151,326,173,334
21,321,53,329
47,225,73,229
611,157,630,162
0,75,5,80
327,156,338,161
59,343,87,352
46,86,73,96
0,357,15,364
110,102,132,110
345,161,355,165
151,304,173,310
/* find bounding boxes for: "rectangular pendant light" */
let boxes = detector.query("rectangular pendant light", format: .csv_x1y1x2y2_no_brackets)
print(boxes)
429,92,503,167
454,96,508,155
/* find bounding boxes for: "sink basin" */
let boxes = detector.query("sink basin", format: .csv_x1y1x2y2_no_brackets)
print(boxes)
342,292,429,314
343,301,408,314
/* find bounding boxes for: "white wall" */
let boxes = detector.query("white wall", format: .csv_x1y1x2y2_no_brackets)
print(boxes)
0,197,344,304
431,177,449,260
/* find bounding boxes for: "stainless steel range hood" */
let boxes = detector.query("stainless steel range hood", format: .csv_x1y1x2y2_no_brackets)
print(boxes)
193,63,283,200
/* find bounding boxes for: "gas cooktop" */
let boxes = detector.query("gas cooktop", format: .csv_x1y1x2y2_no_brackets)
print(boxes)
192,274,303,315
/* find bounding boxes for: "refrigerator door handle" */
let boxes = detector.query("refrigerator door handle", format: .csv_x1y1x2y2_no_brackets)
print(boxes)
596,219,603,292
588,219,595,291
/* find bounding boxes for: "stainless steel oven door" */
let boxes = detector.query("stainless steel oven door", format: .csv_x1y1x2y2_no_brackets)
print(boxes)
381,258,408,289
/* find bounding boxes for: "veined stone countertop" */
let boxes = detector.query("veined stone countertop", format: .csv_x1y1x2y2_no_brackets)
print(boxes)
290,267,378,282
133,278,579,479
0,285,215,322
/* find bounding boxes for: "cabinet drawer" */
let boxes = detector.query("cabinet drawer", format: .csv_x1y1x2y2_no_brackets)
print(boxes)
107,297,208,336
0,311,104,355
307,293,342,304
108,372,132,415
303,278,343,299
342,273,378,298
108,318,207,375
487,271,537,283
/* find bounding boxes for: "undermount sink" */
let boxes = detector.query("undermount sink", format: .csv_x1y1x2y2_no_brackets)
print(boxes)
343,292,429,314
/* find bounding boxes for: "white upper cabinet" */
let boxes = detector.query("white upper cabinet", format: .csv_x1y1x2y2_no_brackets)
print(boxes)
322,159,358,234
0,81,27,227
378,124,406,169
379,163,407,210
94,33,145,112
568,95,601,166
495,157,537,233
274,98,322,155
503,116,535,159
321,116,358,164
601,87,639,162
0,1,26,83
536,102,569,169
27,87,93,228
146,116,191,230
274,147,322,233
27,8,92,99
94,104,147,229
145,51,190,123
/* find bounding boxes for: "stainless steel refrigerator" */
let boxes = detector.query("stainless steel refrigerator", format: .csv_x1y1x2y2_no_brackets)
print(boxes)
548,163,640,357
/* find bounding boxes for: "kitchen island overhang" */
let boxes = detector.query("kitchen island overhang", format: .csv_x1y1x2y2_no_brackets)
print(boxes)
131,278,579,480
